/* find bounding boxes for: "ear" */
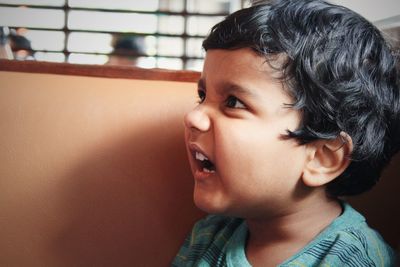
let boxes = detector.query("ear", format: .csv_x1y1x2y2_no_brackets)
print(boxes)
302,132,353,187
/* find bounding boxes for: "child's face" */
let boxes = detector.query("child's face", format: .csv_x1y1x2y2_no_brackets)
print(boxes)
184,48,310,219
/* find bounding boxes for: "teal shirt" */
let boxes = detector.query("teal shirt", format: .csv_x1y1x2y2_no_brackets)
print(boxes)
172,203,396,266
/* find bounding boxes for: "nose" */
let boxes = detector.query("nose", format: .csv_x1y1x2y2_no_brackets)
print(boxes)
184,105,211,132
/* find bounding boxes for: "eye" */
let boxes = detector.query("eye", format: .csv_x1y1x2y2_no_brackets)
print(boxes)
197,89,206,103
226,95,246,109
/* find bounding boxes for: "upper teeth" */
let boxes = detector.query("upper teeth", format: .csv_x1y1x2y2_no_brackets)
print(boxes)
195,151,208,161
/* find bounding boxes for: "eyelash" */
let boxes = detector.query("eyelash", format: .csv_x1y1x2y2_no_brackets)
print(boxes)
197,89,206,104
197,90,246,109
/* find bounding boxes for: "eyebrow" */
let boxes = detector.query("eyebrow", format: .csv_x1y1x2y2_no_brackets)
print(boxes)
197,78,259,100
220,83,259,100
197,79,205,90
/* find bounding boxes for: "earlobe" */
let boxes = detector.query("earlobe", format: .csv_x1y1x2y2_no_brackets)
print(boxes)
302,132,353,187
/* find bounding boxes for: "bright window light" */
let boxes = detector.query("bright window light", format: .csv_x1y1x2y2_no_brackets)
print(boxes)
0,7,64,29
144,36,157,56
0,0,65,6
68,0,158,12
186,38,204,57
136,56,157,69
68,53,109,65
25,30,65,51
159,0,184,12
158,15,184,35
157,57,182,70
187,16,224,36
186,59,204,71
34,52,65,63
187,0,230,13
68,32,113,53
68,11,158,33
157,37,183,56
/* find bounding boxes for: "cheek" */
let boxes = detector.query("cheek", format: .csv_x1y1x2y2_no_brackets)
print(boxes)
214,123,272,180
214,122,305,188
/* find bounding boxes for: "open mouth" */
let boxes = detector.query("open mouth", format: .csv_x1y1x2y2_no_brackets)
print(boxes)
193,150,216,173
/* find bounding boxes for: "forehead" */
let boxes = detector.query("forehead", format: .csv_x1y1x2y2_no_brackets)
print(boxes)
202,48,285,86
201,48,292,98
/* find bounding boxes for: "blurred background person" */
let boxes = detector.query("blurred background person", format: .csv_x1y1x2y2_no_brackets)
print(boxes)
0,26,13,59
9,30,34,60
0,27,34,60
107,35,145,66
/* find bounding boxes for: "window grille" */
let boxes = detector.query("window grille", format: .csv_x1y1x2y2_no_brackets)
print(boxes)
0,0,244,70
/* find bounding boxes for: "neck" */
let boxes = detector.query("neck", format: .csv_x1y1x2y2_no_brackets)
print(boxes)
245,191,342,266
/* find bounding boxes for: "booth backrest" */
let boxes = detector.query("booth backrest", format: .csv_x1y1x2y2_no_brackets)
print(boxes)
0,63,204,267
0,61,398,266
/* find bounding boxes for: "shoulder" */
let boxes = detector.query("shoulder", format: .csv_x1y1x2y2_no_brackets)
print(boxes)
299,226,396,266
172,215,244,267
284,203,397,266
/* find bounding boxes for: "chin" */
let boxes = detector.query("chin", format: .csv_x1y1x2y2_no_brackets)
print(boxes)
194,191,224,215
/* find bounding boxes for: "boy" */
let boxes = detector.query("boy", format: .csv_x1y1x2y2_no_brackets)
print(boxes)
173,0,399,266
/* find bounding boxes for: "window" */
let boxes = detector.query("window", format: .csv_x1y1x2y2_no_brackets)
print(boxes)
0,0,244,70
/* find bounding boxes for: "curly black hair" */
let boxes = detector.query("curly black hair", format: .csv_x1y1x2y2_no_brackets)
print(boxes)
203,0,400,196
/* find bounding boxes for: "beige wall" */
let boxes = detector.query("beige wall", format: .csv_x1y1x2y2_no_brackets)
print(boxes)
0,70,398,266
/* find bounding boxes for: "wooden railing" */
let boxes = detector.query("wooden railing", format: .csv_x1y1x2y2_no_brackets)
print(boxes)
0,59,200,82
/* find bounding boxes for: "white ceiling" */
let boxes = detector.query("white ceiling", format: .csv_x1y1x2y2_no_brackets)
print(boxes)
330,0,400,25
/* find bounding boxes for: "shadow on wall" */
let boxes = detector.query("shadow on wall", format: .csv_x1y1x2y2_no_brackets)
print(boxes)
50,117,203,267
347,152,400,250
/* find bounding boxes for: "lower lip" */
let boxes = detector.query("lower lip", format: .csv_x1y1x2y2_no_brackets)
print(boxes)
194,169,215,181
